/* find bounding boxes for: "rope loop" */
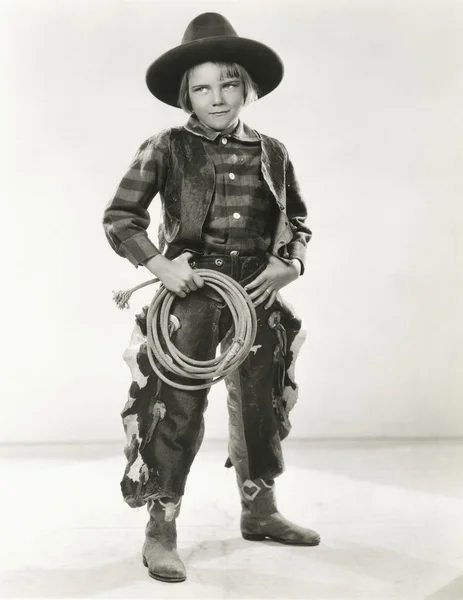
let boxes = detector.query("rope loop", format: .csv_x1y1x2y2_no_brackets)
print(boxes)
135,269,257,390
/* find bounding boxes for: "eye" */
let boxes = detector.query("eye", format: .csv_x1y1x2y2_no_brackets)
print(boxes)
192,86,208,93
223,83,238,90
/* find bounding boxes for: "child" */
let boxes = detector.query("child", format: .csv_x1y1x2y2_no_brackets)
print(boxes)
103,12,320,583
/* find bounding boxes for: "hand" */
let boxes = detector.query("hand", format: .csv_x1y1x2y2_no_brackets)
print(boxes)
244,255,301,309
143,252,204,298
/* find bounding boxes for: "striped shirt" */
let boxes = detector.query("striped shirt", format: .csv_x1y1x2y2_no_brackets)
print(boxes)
184,116,278,256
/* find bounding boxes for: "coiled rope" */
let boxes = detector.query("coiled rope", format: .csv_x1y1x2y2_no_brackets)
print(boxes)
113,269,257,390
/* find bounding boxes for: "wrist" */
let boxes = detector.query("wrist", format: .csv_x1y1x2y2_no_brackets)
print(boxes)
143,253,168,276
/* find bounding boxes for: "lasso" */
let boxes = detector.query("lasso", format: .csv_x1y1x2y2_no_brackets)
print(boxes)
113,269,257,390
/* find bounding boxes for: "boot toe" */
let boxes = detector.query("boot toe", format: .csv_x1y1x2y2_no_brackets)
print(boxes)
244,528,321,546
242,515,321,546
143,555,186,583
276,528,321,546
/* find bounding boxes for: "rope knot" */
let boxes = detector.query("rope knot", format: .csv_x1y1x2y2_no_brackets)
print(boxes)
112,289,132,310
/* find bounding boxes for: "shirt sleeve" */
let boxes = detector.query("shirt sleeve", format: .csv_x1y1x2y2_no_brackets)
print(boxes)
285,156,312,275
102,130,170,267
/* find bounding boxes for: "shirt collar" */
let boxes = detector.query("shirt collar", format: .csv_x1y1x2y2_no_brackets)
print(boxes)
184,114,261,143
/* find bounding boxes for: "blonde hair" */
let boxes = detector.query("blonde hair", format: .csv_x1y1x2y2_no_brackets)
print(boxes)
178,62,259,113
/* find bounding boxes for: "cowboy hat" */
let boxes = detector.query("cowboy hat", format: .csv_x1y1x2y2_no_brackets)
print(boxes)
146,12,284,107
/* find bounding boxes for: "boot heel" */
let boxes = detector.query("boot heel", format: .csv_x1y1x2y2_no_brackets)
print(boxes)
142,556,148,567
242,532,266,541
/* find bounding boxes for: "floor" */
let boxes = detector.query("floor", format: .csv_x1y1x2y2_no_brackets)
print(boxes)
1,440,462,600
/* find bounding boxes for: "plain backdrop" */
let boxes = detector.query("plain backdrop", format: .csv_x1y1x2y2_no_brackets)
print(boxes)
1,0,462,443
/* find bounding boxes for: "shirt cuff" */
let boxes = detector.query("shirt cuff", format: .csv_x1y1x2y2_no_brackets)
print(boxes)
119,234,161,267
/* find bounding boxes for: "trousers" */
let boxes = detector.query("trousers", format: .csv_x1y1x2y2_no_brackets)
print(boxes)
119,254,306,508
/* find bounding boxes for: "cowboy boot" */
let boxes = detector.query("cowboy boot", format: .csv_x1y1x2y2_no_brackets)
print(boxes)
238,476,321,546
142,496,186,583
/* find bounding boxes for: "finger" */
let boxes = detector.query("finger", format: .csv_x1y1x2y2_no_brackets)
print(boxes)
264,291,278,310
247,284,271,301
253,287,273,307
244,272,267,291
253,290,269,307
192,272,205,288
176,289,187,298
186,279,198,292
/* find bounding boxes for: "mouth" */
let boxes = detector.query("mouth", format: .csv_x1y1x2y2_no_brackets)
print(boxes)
210,110,230,116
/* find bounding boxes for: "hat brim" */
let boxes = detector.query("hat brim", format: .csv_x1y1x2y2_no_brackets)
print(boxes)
146,36,284,107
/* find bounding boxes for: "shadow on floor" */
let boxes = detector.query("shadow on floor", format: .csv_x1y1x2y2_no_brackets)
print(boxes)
282,439,463,500
1,536,455,599
425,572,463,600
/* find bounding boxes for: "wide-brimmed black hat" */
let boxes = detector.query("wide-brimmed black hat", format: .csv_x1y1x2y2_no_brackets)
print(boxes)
146,12,284,107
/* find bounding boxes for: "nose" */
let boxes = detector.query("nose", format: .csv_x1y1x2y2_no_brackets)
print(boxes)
212,88,224,106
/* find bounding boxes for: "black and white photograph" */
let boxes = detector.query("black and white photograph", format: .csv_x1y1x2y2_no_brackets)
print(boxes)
1,1,462,599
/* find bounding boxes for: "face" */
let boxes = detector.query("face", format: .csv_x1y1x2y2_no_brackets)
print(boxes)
188,62,245,132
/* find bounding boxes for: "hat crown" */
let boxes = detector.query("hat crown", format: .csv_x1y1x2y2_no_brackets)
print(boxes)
181,13,238,44
146,12,283,107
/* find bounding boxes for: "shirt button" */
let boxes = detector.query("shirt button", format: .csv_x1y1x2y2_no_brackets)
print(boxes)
229,172,235,180
221,137,228,145
230,250,239,256
233,212,241,220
